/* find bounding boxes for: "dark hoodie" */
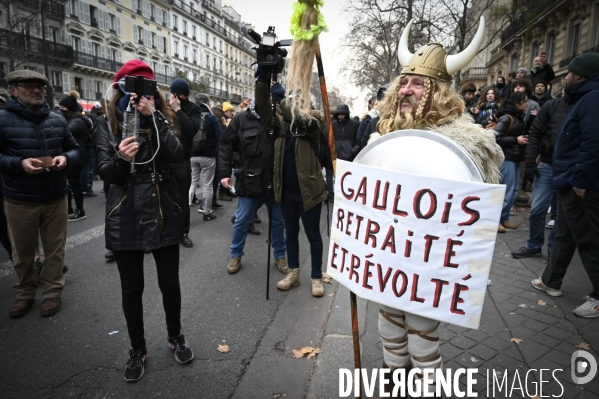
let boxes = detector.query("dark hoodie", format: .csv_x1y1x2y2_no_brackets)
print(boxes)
493,99,526,162
552,73,599,192
332,104,360,161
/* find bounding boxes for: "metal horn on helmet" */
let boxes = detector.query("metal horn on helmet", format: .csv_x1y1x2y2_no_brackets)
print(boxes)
446,16,485,75
397,16,486,75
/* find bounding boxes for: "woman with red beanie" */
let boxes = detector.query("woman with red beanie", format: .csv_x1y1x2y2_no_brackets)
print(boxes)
95,60,194,382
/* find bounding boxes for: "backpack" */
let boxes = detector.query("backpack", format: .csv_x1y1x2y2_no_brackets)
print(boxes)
192,111,211,154
485,114,513,133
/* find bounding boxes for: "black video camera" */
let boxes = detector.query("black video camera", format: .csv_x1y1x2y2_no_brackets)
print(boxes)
247,27,292,74
124,75,157,100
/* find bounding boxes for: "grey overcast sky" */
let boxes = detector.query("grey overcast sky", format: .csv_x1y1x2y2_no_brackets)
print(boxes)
223,0,371,115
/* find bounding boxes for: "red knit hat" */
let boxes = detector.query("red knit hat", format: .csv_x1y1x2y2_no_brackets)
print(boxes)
114,60,154,84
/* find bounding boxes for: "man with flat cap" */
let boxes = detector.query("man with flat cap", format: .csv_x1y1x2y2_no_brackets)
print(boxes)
0,70,81,318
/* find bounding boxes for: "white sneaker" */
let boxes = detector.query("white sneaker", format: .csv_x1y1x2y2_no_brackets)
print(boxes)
510,206,517,216
573,296,599,318
546,219,555,229
531,277,562,296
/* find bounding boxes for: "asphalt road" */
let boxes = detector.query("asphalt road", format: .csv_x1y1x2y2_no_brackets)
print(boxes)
0,181,333,399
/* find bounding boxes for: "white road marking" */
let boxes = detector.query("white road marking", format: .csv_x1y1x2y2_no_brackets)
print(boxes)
0,224,105,279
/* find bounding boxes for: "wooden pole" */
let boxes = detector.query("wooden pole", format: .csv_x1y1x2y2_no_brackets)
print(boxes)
315,49,337,175
350,291,362,398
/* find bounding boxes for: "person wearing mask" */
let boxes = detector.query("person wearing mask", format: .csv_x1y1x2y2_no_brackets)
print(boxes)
169,78,204,246
188,93,222,222
493,91,529,233
531,80,553,107
496,76,511,99
512,78,541,130
254,72,330,297
59,91,94,221
473,86,502,127
95,60,193,382
531,53,599,318
1,70,81,318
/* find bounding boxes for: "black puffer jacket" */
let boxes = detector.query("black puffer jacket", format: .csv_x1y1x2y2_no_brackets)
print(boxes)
493,102,526,163
218,106,271,197
175,98,203,160
0,97,81,202
95,108,183,251
525,97,572,169
332,104,360,161
193,102,222,158
67,115,93,159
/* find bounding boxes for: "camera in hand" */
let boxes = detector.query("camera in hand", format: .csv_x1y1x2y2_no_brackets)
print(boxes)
124,75,157,101
247,27,292,74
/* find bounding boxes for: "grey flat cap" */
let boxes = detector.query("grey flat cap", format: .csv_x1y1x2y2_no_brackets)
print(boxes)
7,70,48,85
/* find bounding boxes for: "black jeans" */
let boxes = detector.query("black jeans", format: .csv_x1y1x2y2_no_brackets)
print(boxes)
542,189,599,299
114,245,182,350
0,190,12,257
280,191,323,279
171,160,191,235
67,167,84,210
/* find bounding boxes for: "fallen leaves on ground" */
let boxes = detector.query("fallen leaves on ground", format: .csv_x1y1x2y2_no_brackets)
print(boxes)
538,300,547,306
292,346,322,359
328,293,334,297
322,273,332,284
575,342,591,350
510,338,523,344
217,344,230,354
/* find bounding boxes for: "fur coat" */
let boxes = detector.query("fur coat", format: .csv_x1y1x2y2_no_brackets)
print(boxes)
368,114,504,184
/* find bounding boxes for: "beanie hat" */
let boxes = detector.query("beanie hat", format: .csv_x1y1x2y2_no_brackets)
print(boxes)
517,67,528,74
568,53,599,78
535,79,548,88
114,60,154,83
59,91,80,112
222,102,234,112
170,78,190,96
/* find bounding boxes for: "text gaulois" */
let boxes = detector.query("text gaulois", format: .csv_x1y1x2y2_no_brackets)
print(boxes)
327,161,505,328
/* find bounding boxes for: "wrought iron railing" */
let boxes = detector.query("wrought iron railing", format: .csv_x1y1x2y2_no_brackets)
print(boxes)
559,45,599,68
74,50,122,72
0,29,74,63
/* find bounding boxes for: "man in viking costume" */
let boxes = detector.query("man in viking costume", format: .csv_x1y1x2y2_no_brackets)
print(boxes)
368,18,504,396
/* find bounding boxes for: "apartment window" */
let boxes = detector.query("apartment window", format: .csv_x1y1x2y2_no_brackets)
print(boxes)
150,5,155,19
68,0,78,17
92,43,100,56
568,19,581,58
529,42,539,67
173,15,178,30
219,60,222,72
183,20,187,34
109,14,116,31
193,49,197,62
163,37,168,52
90,5,98,27
206,33,209,45
49,27,58,43
206,55,210,68
510,53,518,71
184,45,188,59
137,26,144,44
219,40,222,52
213,37,216,49
546,32,556,64
174,41,179,56
151,33,156,48
192,26,196,38
72,36,81,52
51,71,61,86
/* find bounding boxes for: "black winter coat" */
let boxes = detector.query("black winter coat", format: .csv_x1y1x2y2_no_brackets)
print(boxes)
530,64,555,88
193,103,222,158
96,109,183,251
67,115,93,160
218,108,271,197
493,105,526,163
332,104,360,161
525,98,572,170
0,97,81,202
175,98,203,160
361,115,380,148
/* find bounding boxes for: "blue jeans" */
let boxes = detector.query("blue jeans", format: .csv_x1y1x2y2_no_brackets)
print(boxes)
80,153,93,191
526,162,556,251
499,160,520,224
230,196,285,259
280,191,323,279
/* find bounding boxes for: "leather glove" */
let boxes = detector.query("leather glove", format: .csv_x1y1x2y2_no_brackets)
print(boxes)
254,66,270,83
524,165,538,182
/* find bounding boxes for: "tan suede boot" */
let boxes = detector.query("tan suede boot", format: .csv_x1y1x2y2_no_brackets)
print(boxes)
311,279,324,297
227,257,241,274
274,258,289,274
277,268,300,290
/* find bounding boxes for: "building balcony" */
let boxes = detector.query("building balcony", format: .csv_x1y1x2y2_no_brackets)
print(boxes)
229,93,242,104
559,45,599,69
205,86,228,99
0,29,74,65
155,72,178,85
23,0,65,20
73,50,122,72
202,0,221,16
169,0,196,18
462,67,489,79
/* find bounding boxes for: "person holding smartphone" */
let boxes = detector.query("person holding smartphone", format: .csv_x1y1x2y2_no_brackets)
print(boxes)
95,60,194,382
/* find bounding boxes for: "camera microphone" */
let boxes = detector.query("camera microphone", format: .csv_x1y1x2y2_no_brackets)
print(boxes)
247,29,262,45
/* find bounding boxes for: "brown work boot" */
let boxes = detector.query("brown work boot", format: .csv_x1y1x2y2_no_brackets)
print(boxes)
311,279,324,297
9,299,34,318
497,224,506,233
502,221,518,229
227,256,241,274
277,268,300,291
40,298,61,317
274,258,289,274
